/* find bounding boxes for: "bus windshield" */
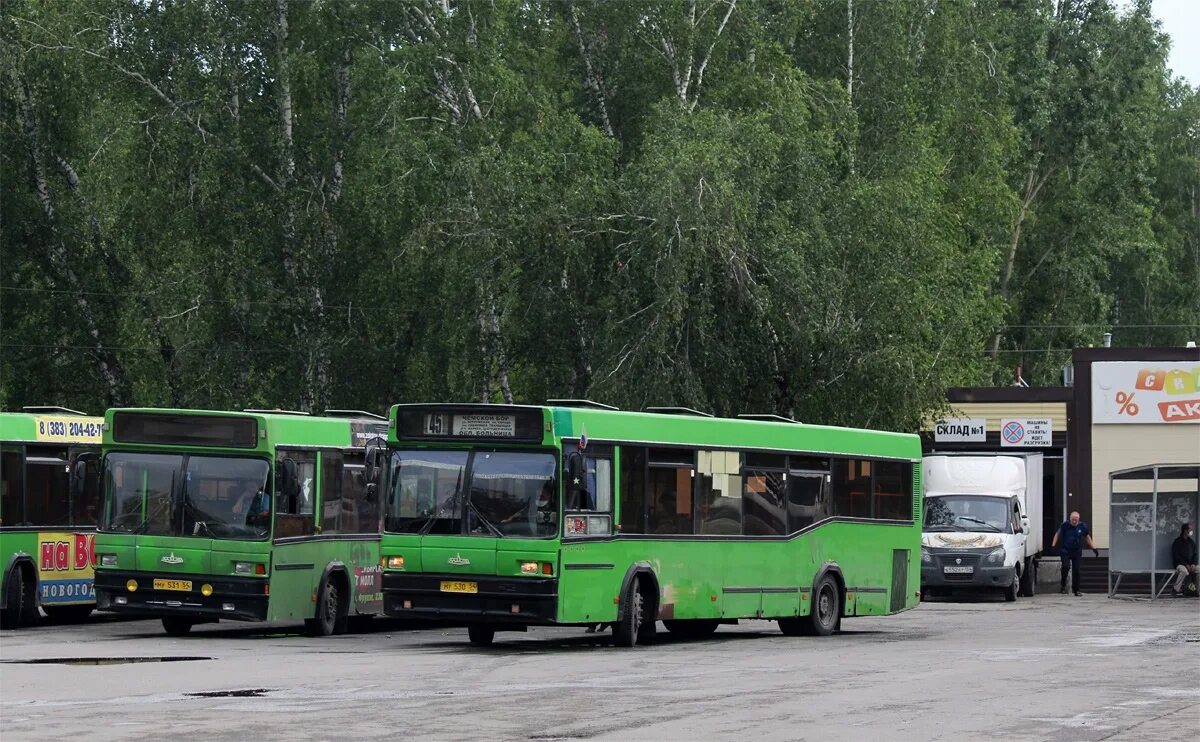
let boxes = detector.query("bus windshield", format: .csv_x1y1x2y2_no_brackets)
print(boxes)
102,452,271,540
923,495,1008,533
385,449,557,538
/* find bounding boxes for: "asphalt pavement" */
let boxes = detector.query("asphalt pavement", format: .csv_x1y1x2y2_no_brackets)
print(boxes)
1,593,1197,741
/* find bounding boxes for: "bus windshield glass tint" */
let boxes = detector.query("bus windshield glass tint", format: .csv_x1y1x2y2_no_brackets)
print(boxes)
385,450,557,537
102,453,271,539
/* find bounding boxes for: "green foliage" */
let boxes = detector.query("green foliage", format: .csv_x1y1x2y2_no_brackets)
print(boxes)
1,0,1196,429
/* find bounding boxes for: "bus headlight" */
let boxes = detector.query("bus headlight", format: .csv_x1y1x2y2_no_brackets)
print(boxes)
987,547,1006,564
921,548,932,564
385,556,405,569
100,554,118,567
520,561,539,575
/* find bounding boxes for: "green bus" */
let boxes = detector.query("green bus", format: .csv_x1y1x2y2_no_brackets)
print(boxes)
380,402,923,646
93,408,388,636
1,408,103,629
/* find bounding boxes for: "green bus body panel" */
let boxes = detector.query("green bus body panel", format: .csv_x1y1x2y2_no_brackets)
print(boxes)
2,412,103,611
382,404,923,625
94,409,385,624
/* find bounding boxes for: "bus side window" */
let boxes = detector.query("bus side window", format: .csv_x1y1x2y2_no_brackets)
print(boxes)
618,447,646,533
743,470,786,536
275,451,316,539
320,451,343,534
1,446,24,527
872,460,911,521
832,459,872,518
25,447,70,527
697,450,741,535
341,452,374,534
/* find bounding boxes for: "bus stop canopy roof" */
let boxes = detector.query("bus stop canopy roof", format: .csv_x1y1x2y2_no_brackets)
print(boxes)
1110,464,1200,481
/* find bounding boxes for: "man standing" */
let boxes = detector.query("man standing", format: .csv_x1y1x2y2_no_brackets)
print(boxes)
1170,523,1198,597
1051,511,1098,596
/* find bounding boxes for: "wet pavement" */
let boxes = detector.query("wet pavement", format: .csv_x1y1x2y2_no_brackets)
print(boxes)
1,593,1197,741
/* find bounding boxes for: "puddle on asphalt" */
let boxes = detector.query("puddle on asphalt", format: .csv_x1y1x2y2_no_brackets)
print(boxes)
185,688,273,698
4,656,212,665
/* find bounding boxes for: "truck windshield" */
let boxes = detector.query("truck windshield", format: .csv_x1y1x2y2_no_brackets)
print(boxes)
924,496,1007,533
101,452,271,540
385,449,558,537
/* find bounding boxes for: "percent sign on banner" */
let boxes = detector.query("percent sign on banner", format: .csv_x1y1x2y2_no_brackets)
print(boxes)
1115,391,1139,416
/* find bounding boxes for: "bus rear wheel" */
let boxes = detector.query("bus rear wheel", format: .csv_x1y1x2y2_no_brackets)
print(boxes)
796,575,841,637
162,617,195,636
306,580,343,637
663,619,719,639
467,625,495,646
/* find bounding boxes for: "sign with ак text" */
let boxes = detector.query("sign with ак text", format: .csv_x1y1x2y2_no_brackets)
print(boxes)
1092,361,1200,424
934,418,986,443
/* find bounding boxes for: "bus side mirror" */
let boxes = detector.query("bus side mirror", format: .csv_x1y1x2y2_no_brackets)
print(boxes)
279,458,297,497
566,452,584,488
1020,515,1030,534
70,452,98,500
363,438,384,484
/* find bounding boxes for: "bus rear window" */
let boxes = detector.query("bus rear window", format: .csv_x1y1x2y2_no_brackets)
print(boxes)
113,413,258,448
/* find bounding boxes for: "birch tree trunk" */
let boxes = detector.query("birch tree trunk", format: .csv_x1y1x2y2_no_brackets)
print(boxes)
6,61,129,405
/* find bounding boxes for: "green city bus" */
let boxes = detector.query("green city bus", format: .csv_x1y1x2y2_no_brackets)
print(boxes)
380,402,923,646
93,408,388,636
1,408,103,629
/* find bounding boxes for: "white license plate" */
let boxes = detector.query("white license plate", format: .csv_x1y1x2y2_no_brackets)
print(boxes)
943,565,974,574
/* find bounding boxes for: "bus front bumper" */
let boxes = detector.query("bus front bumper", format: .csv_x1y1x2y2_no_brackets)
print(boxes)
383,572,558,624
94,570,268,622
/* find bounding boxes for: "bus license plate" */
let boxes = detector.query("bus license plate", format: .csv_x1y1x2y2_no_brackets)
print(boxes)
153,579,193,592
943,566,973,574
440,581,478,594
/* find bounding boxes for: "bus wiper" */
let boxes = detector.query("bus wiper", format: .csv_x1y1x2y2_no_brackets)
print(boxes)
956,516,1001,532
465,497,503,537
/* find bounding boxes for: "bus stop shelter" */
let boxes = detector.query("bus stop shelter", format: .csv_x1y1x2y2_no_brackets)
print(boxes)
1107,464,1200,599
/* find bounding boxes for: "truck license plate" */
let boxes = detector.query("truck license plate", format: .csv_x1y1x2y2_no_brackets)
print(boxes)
943,566,973,574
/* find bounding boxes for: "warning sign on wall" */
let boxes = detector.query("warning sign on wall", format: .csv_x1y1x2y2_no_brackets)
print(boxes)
999,418,1052,447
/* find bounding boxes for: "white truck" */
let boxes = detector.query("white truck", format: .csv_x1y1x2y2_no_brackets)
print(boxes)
920,454,1043,601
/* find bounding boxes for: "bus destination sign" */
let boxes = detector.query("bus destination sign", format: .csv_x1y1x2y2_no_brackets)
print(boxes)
423,413,516,438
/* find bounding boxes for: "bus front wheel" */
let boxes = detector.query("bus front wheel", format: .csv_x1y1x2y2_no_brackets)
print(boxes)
162,617,195,636
614,579,647,647
467,625,495,646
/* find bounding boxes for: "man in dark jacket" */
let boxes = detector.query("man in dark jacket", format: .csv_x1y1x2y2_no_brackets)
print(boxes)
1051,511,1098,596
1170,522,1198,597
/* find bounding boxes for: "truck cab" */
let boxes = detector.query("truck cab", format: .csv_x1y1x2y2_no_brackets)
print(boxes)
920,455,1042,601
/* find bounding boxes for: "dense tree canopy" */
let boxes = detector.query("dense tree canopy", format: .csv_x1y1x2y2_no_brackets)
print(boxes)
2,0,1197,431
